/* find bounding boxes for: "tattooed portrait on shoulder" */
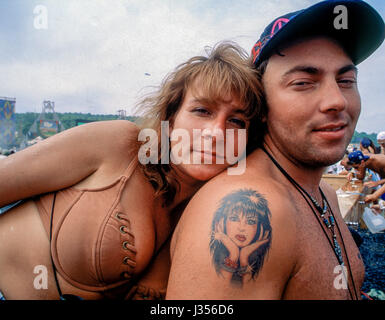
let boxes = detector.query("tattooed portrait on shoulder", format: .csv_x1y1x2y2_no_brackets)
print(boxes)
209,189,272,287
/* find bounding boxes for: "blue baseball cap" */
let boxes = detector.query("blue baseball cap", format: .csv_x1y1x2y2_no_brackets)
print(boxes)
251,0,385,67
348,150,370,164
360,137,371,148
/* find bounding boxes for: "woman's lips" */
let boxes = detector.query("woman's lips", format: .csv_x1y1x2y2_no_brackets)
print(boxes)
235,234,246,242
191,150,225,163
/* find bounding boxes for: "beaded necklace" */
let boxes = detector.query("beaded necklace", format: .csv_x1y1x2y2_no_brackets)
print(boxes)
261,146,358,300
309,193,344,265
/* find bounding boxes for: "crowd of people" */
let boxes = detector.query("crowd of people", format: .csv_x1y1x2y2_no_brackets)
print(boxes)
328,133,385,211
0,0,384,301
325,132,385,230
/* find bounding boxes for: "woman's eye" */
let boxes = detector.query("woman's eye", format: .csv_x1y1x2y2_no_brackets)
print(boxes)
229,118,246,128
229,215,239,222
192,107,210,115
247,219,257,225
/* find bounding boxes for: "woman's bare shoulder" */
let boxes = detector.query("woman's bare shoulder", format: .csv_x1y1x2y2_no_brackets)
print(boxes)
75,120,140,153
79,120,139,138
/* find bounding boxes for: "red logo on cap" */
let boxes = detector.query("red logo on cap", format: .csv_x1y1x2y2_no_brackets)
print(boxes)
271,18,289,35
252,41,262,62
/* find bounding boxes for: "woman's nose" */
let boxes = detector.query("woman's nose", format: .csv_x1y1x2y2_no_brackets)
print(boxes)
202,119,226,142
238,220,246,230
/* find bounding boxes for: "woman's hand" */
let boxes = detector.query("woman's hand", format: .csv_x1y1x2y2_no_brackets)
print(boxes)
239,238,269,267
213,220,239,261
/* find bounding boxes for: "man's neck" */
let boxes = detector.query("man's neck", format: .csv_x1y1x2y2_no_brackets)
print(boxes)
261,141,326,196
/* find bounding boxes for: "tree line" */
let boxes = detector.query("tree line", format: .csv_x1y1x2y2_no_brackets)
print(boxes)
14,112,138,136
12,112,379,146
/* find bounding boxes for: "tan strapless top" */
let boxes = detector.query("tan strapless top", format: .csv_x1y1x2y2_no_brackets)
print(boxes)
35,158,139,293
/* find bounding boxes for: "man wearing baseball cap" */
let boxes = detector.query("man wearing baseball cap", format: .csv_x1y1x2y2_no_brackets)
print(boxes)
348,150,385,179
348,150,370,165
360,137,378,154
346,149,385,204
166,1,384,300
377,131,385,154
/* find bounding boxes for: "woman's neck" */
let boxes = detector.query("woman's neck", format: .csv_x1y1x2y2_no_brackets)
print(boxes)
167,166,205,211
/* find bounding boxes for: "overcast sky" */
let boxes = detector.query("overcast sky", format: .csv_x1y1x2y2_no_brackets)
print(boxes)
0,0,384,133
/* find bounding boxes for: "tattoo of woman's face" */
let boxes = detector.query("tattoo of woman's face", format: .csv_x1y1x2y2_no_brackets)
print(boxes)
209,189,272,287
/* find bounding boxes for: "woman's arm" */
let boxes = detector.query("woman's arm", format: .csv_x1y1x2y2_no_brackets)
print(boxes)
0,120,139,207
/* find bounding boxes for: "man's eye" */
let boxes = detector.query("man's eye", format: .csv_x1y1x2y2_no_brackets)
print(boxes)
338,79,357,87
292,81,311,86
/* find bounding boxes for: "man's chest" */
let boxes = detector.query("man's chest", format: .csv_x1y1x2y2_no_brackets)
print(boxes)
285,217,365,299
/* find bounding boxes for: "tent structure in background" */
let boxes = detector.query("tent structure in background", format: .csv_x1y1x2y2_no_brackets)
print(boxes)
26,100,65,139
0,97,16,149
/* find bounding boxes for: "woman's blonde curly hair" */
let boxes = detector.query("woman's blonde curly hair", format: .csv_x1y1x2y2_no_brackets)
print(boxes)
135,41,265,206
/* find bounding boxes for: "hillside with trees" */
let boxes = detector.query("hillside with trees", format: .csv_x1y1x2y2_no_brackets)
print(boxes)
14,112,138,136
351,131,378,145
11,112,379,148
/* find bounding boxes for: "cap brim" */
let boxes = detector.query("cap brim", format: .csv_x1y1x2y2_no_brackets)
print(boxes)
256,0,385,65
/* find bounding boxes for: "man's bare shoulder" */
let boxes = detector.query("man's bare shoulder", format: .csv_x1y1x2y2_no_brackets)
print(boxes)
168,170,298,299
184,166,294,220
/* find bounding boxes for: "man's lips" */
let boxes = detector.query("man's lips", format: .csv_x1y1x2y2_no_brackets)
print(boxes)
312,123,348,140
313,122,347,132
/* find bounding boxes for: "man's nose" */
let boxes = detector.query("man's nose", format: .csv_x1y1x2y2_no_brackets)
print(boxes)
319,80,347,113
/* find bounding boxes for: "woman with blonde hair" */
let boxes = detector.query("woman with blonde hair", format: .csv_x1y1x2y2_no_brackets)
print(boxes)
0,41,264,300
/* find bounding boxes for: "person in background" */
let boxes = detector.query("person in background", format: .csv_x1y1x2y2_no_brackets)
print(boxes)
377,131,385,155
326,150,351,175
360,137,379,154
347,150,385,205
340,152,353,175
347,150,385,181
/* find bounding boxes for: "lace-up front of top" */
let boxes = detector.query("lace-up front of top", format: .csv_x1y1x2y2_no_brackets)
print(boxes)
35,158,138,292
